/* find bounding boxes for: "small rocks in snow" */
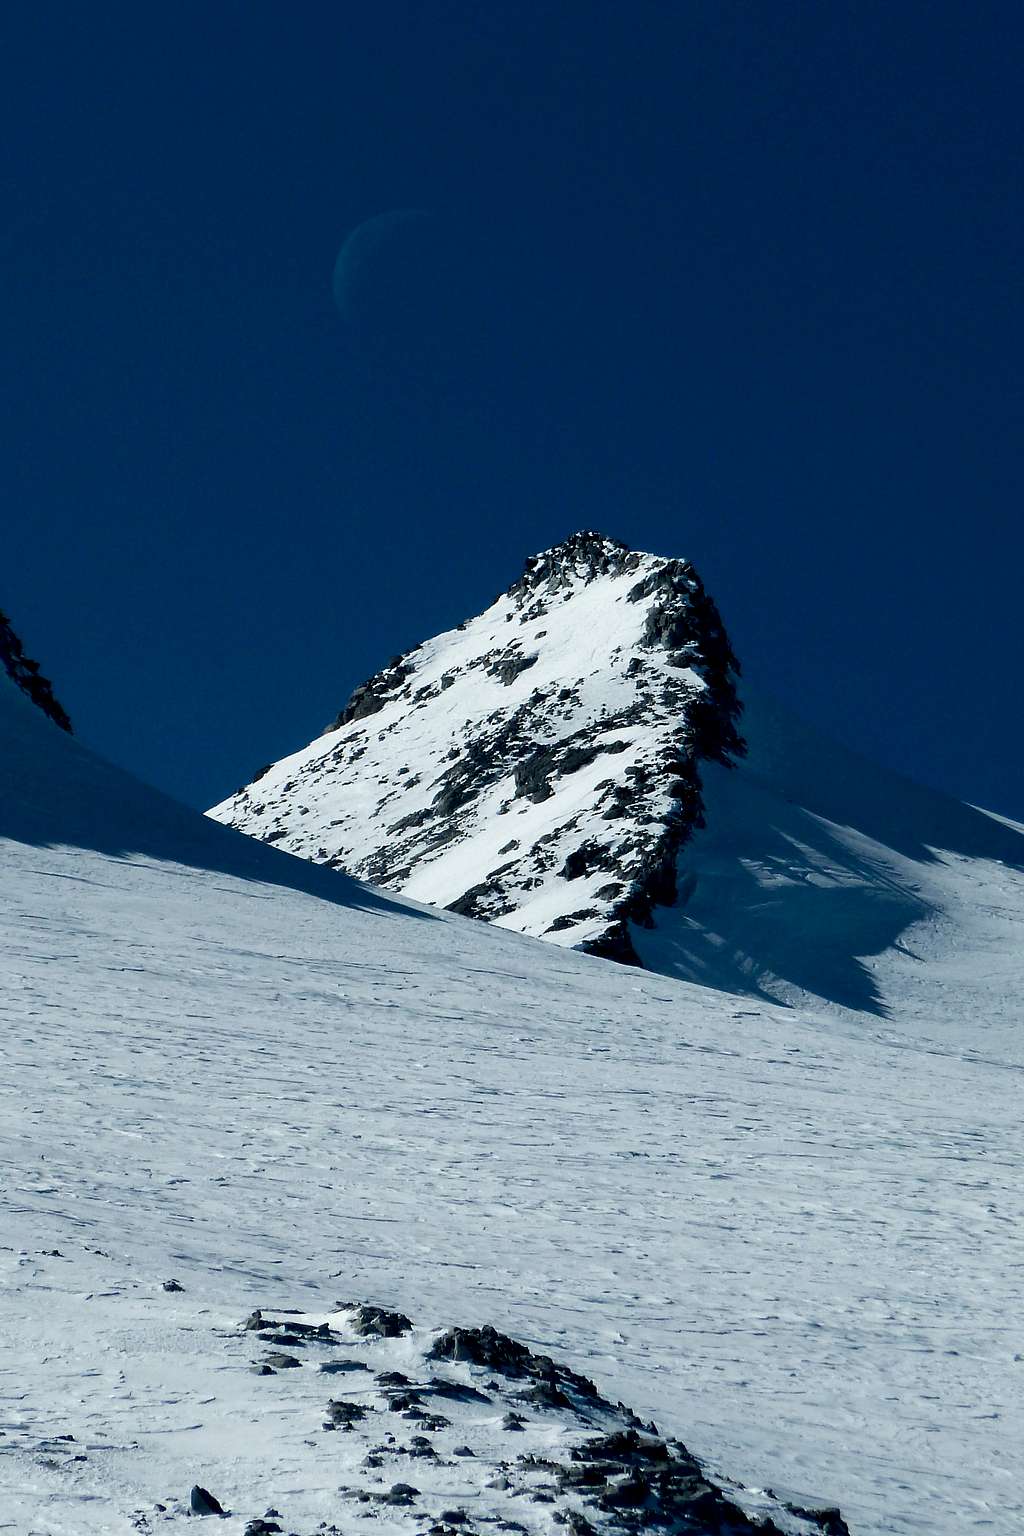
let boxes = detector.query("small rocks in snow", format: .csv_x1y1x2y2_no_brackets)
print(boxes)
784,1505,852,1535
162,1278,184,1292
188,1483,226,1516
323,1398,369,1429
231,1299,847,1535
343,1302,412,1337
381,1481,419,1505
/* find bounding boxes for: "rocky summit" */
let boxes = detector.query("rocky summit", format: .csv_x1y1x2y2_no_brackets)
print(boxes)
208,532,744,964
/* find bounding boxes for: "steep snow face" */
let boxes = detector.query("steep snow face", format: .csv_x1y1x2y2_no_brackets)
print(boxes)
3,614,1024,1536
208,533,743,964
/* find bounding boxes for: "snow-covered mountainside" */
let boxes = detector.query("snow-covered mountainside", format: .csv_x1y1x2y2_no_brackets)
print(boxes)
209,533,744,965
639,688,1024,1042
208,534,1024,1033
4,620,1024,1536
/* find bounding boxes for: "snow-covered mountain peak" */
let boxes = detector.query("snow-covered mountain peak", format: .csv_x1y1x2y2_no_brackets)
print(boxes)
209,534,744,963
507,529,637,601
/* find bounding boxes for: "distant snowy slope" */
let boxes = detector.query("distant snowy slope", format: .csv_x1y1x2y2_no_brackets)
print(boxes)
209,532,744,964
3,620,1023,1536
649,690,1024,1044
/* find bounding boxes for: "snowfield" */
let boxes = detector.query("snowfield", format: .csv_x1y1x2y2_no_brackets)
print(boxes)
2,661,1023,1535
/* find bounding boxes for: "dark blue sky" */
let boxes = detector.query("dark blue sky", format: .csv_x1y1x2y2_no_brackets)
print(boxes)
3,3,1022,816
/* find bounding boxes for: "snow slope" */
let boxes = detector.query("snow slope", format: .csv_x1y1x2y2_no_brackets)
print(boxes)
640,690,1024,1045
3,634,1024,1535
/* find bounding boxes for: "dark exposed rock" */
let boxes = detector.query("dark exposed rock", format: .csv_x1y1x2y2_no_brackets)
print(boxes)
246,1312,336,1342
381,1482,419,1505
428,1323,606,1407
516,1380,573,1409
320,1360,369,1375
513,748,558,804
507,532,637,602
545,909,600,933
579,921,643,967
561,842,617,881
489,652,538,686
785,1505,852,1536
561,1429,782,1533
262,1351,301,1369
323,1398,369,1428
243,1521,282,1536
557,1513,597,1536
345,1303,412,1337
188,1484,226,1517
426,1376,492,1404
0,609,73,733
162,1279,184,1293
328,657,413,729
446,878,517,920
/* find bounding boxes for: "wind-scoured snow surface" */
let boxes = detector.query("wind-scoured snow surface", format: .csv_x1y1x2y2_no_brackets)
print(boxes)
3,641,1024,1534
209,533,743,965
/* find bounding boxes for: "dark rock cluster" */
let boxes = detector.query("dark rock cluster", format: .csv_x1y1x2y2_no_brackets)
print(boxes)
0,608,73,733
228,1299,851,1536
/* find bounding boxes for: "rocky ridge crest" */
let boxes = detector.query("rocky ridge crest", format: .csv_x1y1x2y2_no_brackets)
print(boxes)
0,608,72,733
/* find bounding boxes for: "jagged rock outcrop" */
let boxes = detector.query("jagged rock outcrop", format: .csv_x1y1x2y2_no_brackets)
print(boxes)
232,1299,850,1536
209,533,743,964
0,608,72,733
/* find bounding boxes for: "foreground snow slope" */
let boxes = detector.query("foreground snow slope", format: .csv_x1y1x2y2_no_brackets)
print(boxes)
2,668,1022,1536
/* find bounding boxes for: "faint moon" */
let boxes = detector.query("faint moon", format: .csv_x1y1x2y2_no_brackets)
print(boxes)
332,209,519,395
332,210,446,335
